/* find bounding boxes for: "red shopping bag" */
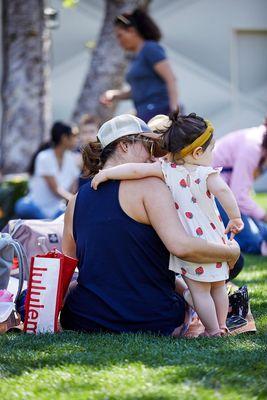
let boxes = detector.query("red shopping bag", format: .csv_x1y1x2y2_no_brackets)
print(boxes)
24,250,77,333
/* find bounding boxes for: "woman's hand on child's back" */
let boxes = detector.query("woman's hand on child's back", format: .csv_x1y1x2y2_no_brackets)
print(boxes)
225,218,244,240
91,170,108,190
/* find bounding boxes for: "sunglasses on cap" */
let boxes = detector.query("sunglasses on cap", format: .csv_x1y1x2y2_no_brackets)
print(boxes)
124,135,155,157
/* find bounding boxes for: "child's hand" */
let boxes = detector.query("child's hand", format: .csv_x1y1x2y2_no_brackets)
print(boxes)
225,218,244,240
91,170,108,190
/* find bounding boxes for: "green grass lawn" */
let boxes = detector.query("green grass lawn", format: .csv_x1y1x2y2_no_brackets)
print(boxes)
0,255,266,400
252,192,267,209
0,195,266,400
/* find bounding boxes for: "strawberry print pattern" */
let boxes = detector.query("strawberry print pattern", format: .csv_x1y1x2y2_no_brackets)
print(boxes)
161,161,229,282
195,266,204,275
185,212,193,219
196,227,203,236
179,179,187,188
206,190,212,198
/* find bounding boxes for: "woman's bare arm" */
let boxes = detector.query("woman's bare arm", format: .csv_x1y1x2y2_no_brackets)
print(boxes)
44,176,74,202
99,88,132,106
142,177,240,266
62,195,77,259
154,60,178,111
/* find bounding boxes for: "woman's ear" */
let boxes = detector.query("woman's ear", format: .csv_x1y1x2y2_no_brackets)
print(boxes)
192,146,204,159
119,141,128,153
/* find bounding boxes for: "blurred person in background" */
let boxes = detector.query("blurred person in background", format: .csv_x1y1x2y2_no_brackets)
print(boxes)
213,117,267,255
77,114,100,188
79,114,99,146
15,122,80,219
100,8,179,122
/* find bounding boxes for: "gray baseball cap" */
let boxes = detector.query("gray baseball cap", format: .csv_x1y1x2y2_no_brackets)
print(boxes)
97,114,160,149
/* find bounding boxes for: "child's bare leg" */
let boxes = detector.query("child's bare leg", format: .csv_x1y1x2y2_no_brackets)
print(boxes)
184,277,221,336
211,281,229,333
175,275,194,308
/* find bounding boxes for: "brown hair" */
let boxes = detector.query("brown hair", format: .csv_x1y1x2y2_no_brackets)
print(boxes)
114,8,161,41
82,134,153,177
82,141,115,178
158,109,213,160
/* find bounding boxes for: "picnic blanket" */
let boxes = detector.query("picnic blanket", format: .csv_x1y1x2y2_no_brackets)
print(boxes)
185,308,256,337
185,282,256,337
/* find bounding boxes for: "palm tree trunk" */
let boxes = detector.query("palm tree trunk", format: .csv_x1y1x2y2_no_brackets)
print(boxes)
0,0,52,173
72,0,151,124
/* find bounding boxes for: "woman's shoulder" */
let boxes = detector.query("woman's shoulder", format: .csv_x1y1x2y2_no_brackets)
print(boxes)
143,40,166,58
144,40,163,48
35,148,54,163
64,151,81,176
65,149,78,161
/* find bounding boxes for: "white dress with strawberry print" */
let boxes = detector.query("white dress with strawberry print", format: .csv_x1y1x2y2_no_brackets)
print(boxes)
161,160,229,282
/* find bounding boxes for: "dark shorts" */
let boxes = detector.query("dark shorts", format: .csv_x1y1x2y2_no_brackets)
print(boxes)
60,303,113,333
60,285,186,336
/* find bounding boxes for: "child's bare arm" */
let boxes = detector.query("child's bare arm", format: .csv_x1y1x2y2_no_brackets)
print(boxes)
92,161,163,189
207,173,244,238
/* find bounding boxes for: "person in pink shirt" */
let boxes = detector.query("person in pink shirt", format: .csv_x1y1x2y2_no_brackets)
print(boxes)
213,118,267,255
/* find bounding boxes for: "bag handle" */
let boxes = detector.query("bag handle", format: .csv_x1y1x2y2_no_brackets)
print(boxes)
0,233,27,303
6,239,28,303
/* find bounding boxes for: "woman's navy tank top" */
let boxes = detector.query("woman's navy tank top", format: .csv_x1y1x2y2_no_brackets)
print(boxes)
65,180,185,335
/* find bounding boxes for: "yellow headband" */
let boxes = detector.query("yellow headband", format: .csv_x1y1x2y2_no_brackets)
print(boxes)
180,120,214,158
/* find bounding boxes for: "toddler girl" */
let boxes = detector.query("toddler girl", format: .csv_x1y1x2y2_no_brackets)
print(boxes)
92,111,244,337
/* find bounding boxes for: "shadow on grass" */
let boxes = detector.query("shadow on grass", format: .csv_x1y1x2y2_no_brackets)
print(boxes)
0,332,266,372
0,332,266,399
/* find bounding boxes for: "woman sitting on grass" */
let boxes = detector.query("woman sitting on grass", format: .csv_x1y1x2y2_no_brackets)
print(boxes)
212,118,267,255
61,114,240,336
92,111,244,337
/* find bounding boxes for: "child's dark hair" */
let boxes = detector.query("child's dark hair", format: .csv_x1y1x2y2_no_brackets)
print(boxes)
161,109,213,157
114,8,161,41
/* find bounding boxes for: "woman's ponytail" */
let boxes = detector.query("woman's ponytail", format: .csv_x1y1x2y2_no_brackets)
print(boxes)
82,139,120,177
82,142,102,177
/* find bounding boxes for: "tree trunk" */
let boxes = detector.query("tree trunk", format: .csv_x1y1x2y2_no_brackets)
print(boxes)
72,0,151,123
1,0,52,173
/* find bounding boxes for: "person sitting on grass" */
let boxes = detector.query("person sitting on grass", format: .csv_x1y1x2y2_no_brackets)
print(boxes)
212,117,267,255
61,114,240,337
15,122,80,219
91,111,244,337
